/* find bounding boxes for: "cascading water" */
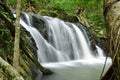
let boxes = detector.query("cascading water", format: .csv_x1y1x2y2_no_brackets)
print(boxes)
19,12,111,80
20,13,103,63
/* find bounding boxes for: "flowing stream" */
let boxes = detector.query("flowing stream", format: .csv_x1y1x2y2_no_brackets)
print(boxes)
19,13,112,80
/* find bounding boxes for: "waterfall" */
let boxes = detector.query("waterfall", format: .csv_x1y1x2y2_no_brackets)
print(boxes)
20,13,104,63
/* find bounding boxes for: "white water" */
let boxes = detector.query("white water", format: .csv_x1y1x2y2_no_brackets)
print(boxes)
19,13,112,80
72,24,93,58
20,13,104,63
38,57,111,80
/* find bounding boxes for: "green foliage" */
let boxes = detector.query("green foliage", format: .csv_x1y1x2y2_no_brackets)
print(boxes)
84,0,106,38
0,28,13,58
8,0,17,5
37,0,105,38
8,0,105,38
8,0,26,8
0,10,13,62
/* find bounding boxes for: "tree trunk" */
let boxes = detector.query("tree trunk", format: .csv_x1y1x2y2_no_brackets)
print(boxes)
0,2,53,75
101,0,120,80
13,0,21,70
0,1,53,79
0,57,24,80
0,9,53,75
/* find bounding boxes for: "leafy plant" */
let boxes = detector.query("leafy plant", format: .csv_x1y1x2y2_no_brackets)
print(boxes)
8,0,105,38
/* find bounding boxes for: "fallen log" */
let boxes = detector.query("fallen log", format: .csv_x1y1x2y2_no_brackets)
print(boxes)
0,57,24,80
